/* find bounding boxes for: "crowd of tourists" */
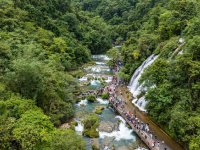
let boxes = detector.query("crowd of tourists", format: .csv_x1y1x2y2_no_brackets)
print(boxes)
106,59,167,150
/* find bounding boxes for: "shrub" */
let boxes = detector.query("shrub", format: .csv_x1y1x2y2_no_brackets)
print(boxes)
92,144,99,150
101,93,109,99
86,95,97,102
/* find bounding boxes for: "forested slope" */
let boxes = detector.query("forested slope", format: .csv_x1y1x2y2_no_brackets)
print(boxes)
0,0,112,149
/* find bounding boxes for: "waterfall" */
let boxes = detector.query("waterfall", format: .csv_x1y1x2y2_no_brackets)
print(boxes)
170,38,185,59
128,54,158,111
170,42,185,60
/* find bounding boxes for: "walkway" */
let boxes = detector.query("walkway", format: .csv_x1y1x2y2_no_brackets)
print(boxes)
104,60,184,150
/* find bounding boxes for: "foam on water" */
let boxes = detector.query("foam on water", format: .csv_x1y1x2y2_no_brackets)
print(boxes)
103,146,110,150
96,97,109,105
177,50,183,55
105,76,112,83
75,120,84,134
135,148,148,150
132,96,148,112
96,62,106,65
90,80,101,85
99,116,135,141
179,38,184,43
91,55,111,60
76,99,88,106
79,77,87,81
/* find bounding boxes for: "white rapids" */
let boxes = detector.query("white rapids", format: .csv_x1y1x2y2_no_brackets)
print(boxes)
99,116,136,141
75,120,84,134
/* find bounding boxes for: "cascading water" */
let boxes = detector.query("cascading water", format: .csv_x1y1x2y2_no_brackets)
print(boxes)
170,38,185,60
74,54,146,150
75,121,84,134
99,116,136,141
79,77,88,81
128,38,185,112
128,54,158,111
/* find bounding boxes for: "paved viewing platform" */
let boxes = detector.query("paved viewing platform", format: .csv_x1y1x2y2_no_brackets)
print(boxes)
109,96,160,150
103,59,180,150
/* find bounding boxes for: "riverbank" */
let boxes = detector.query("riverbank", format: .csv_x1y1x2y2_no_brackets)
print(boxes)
116,85,184,150
107,61,185,150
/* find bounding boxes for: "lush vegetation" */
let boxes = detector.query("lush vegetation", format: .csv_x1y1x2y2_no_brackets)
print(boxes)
74,0,200,149
82,114,99,138
0,0,113,149
1,0,200,149
103,0,199,149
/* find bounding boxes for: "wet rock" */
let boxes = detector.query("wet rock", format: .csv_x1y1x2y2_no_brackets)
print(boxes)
91,138,100,149
59,123,71,129
99,121,114,132
80,104,86,106
94,106,105,114
115,146,129,150
102,136,115,147
128,143,134,150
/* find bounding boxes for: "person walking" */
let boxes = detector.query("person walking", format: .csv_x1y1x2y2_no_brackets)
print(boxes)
157,141,160,147
162,140,165,146
155,135,157,141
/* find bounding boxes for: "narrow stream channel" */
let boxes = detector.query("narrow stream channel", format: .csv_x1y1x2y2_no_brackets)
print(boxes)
74,54,147,150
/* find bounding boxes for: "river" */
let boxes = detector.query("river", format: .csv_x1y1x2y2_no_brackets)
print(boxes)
74,54,147,150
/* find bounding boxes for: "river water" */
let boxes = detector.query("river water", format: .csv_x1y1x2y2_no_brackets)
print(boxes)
74,54,147,150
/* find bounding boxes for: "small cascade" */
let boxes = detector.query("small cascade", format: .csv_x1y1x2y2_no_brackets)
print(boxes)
79,77,88,81
170,38,185,59
135,148,148,150
90,80,101,85
76,99,88,106
96,62,106,65
103,146,110,150
99,116,135,141
105,76,112,83
96,97,109,104
179,38,184,43
91,55,111,60
170,43,185,60
177,50,183,55
128,54,158,111
132,96,148,112
75,120,84,134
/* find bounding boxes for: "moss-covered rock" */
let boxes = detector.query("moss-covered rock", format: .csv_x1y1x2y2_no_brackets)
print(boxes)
95,109,102,114
69,70,87,78
70,121,78,130
82,114,99,138
92,144,99,150
94,106,105,114
75,98,81,103
87,95,97,102
71,121,78,126
83,61,96,68
80,81,90,86
101,93,109,99
99,78,107,86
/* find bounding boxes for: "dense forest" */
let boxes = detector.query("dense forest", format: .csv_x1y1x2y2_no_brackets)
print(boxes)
1,0,200,149
0,0,112,149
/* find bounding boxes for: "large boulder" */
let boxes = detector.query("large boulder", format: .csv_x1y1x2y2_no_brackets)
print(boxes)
99,121,114,133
